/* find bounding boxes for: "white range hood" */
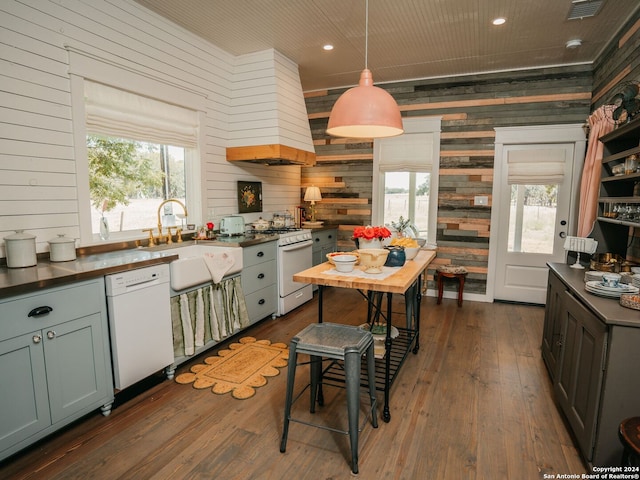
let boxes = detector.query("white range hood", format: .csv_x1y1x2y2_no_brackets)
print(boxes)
226,49,316,166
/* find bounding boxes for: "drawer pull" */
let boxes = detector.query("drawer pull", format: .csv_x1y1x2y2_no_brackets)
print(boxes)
47,330,56,339
257,273,265,279
258,299,265,305
32,335,42,344
257,251,264,257
28,306,53,317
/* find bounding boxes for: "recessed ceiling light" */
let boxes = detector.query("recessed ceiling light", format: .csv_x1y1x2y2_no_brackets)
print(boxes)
323,44,334,51
566,39,582,49
492,17,506,26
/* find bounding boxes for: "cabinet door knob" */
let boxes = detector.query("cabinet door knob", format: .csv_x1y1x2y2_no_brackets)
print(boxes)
258,299,265,305
47,330,56,339
32,334,42,344
559,231,566,238
257,251,264,257
257,273,265,279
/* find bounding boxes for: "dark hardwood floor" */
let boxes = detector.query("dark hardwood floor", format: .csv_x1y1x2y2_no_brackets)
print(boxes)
0,288,587,479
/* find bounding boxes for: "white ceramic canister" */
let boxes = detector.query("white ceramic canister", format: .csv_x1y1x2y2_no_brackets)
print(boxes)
4,230,37,268
48,234,77,262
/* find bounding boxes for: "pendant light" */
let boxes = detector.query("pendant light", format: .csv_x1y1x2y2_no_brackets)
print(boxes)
326,0,404,139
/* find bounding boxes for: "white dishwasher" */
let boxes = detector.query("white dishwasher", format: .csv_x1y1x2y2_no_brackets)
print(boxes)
105,264,174,390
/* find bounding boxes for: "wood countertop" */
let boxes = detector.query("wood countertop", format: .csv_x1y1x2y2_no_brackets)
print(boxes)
293,249,436,294
0,249,178,299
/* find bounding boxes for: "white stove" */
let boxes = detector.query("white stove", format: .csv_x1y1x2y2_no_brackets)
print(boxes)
273,229,313,315
276,229,312,246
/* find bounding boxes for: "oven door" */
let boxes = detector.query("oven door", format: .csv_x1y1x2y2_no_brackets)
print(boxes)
278,240,313,297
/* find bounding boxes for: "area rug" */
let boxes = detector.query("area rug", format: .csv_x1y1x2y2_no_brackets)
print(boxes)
175,337,289,399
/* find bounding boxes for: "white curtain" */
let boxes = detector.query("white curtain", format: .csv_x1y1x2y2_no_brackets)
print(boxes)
378,132,434,172
507,148,566,185
84,81,198,147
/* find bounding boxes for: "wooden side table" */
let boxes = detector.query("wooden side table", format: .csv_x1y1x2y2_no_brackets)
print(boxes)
436,265,468,307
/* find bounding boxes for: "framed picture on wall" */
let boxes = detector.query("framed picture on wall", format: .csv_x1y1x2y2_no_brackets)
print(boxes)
237,181,263,213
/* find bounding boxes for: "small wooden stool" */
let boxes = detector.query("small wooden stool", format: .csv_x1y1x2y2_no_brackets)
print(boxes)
619,417,640,467
436,265,468,307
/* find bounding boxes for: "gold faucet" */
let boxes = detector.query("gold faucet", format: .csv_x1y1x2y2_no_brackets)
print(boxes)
157,198,188,243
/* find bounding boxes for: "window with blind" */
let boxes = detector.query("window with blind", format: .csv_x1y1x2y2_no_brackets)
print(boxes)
373,117,441,247
83,81,199,237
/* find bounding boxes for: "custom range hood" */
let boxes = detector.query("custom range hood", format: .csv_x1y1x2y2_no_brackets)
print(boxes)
226,50,316,167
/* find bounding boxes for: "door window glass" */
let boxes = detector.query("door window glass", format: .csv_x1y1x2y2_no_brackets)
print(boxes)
508,184,558,254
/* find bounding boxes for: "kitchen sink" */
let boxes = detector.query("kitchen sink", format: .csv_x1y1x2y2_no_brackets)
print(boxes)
153,243,243,291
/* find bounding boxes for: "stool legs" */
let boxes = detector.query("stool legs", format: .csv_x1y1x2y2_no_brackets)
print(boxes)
366,342,378,430
280,339,298,453
436,272,466,307
345,350,360,474
437,271,444,305
457,275,465,307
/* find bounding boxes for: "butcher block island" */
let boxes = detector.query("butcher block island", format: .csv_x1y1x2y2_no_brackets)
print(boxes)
293,249,436,422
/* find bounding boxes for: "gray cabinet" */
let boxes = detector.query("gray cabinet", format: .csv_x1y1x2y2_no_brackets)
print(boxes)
543,265,640,467
541,270,567,382
241,241,277,324
554,289,607,460
311,229,337,266
0,278,114,461
311,229,337,292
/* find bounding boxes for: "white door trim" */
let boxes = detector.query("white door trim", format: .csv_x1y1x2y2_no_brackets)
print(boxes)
486,124,587,302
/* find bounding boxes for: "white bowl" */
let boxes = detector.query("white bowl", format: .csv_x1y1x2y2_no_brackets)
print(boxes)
404,246,420,260
333,254,358,263
334,259,357,273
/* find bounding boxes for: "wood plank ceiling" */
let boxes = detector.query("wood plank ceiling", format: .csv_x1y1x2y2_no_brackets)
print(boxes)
134,0,640,91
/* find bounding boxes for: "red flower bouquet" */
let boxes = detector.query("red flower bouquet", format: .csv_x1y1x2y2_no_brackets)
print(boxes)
352,225,392,241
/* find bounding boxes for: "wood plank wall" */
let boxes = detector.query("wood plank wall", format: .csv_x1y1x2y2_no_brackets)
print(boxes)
592,11,640,263
303,66,594,296
0,0,303,255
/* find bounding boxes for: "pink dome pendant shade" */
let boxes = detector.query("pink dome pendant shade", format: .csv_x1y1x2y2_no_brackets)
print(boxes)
326,68,404,138
326,0,404,139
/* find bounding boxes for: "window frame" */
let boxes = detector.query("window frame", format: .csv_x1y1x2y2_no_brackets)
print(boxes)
372,116,441,247
69,68,205,245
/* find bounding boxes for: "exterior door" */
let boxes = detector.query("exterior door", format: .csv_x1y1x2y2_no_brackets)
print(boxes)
489,125,586,304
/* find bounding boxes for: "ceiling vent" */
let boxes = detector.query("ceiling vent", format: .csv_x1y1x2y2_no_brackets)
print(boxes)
567,0,604,20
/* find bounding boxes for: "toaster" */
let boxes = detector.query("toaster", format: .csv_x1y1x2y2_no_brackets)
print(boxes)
219,215,245,236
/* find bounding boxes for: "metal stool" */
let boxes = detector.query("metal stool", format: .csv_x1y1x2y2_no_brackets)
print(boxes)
280,322,378,475
619,417,640,467
436,265,468,307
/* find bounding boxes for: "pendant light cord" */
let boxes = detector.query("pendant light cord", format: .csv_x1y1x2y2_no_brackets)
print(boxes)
365,0,369,69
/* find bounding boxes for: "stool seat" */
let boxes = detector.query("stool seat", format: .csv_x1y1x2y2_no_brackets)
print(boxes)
280,322,378,475
437,264,468,275
436,265,468,307
619,417,640,467
293,323,373,359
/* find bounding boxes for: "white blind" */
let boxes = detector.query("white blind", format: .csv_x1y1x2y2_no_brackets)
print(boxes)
84,81,198,148
378,132,434,172
507,148,566,185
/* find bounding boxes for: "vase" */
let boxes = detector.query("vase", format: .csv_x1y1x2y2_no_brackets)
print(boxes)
99,216,110,240
356,238,382,250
